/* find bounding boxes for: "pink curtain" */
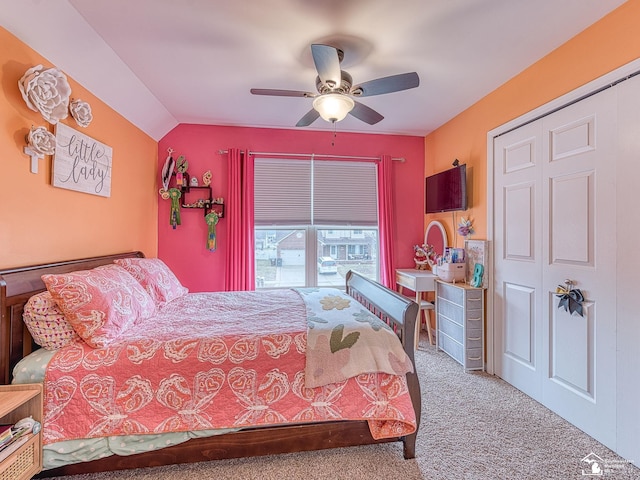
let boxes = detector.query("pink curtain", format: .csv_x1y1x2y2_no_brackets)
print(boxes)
377,154,395,289
225,149,255,291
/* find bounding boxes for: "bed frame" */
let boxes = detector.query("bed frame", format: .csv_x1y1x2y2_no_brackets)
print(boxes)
0,252,420,477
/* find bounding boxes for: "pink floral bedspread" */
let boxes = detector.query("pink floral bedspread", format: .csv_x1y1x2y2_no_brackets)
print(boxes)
43,290,416,444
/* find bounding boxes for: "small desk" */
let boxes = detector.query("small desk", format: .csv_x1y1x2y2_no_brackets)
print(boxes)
395,269,437,347
396,269,437,294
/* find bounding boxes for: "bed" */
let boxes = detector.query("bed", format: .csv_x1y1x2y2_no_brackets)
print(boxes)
0,252,421,477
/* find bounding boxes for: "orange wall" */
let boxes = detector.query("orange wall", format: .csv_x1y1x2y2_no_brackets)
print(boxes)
425,0,640,247
0,27,158,268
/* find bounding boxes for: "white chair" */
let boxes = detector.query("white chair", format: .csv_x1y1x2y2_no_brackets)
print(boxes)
416,295,435,346
402,292,435,350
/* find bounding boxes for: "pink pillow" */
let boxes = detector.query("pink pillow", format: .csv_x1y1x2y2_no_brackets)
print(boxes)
23,291,82,350
42,264,156,348
114,258,188,305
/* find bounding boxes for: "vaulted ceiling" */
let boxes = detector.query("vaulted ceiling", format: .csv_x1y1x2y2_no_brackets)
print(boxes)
0,0,626,140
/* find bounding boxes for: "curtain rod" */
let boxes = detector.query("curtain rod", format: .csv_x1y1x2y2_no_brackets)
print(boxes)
217,150,405,162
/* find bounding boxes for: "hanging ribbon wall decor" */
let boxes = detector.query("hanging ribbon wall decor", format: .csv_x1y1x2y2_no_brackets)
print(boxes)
175,155,188,187
168,188,182,229
161,148,175,191
555,280,585,317
205,212,219,252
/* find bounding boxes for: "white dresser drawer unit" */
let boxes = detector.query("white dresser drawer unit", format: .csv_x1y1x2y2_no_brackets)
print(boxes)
436,280,485,372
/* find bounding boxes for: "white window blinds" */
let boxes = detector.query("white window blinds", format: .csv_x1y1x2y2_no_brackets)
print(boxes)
312,161,378,225
254,159,312,225
254,158,378,227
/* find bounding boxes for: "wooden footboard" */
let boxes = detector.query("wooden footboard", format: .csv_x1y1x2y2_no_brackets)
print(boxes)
0,255,420,476
345,270,421,458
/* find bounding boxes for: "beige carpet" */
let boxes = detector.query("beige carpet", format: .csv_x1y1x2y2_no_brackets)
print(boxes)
47,333,638,479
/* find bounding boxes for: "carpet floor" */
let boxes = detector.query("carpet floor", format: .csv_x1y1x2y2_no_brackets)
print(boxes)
47,333,638,479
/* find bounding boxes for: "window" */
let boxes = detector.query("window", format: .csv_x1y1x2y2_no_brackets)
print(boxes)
254,159,379,288
254,227,378,288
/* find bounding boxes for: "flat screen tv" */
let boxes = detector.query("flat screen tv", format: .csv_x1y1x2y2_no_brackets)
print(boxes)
425,164,467,213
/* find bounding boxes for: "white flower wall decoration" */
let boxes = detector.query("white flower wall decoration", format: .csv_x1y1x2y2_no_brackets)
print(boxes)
69,99,93,127
26,126,56,155
18,65,71,124
24,125,56,174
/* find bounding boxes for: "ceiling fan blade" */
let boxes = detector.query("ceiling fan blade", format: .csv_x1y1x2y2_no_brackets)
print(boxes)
250,88,315,98
349,101,384,125
351,72,420,97
311,44,341,88
296,109,320,127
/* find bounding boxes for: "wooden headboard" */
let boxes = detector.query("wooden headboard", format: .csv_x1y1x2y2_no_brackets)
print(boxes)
0,251,144,385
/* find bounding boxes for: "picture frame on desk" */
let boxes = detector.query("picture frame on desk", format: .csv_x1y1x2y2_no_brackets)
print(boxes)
465,240,489,288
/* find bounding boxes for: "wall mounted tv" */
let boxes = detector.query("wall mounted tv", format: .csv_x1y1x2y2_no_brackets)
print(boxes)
425,164,467,213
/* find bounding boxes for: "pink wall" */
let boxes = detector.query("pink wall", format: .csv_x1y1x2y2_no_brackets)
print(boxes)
158,124,425,292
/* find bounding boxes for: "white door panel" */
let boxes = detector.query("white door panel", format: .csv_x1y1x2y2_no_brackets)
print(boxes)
549,172,593,265
504,183,535,260
494,87,617,450
493,122,542,399
549,297,594,397
503,282,536,366
549,115,596,161
541,88,617,449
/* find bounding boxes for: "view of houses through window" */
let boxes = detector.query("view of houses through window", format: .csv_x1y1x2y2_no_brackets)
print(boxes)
255,228,379,288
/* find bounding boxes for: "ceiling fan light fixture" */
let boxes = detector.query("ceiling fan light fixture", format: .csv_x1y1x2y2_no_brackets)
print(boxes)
312,93,354,123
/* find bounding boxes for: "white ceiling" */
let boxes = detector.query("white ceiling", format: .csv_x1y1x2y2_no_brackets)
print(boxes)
0,0,627,140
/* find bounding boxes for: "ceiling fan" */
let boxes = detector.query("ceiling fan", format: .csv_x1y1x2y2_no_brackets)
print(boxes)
250,44,420,127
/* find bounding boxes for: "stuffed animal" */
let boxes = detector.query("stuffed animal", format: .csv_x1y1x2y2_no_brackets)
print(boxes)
413,243,440,270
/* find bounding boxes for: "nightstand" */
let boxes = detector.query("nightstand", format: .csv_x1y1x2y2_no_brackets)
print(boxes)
0,384,43,480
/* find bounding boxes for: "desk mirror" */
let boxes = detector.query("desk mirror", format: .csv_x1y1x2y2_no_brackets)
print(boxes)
425,220,448,257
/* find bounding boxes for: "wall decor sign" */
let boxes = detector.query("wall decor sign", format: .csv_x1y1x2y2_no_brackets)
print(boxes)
53,123,112,197
465,239,489,288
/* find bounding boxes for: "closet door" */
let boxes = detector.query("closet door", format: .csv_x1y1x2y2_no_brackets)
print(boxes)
493,87,617,450
540,88,617,449
493,122,543,401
